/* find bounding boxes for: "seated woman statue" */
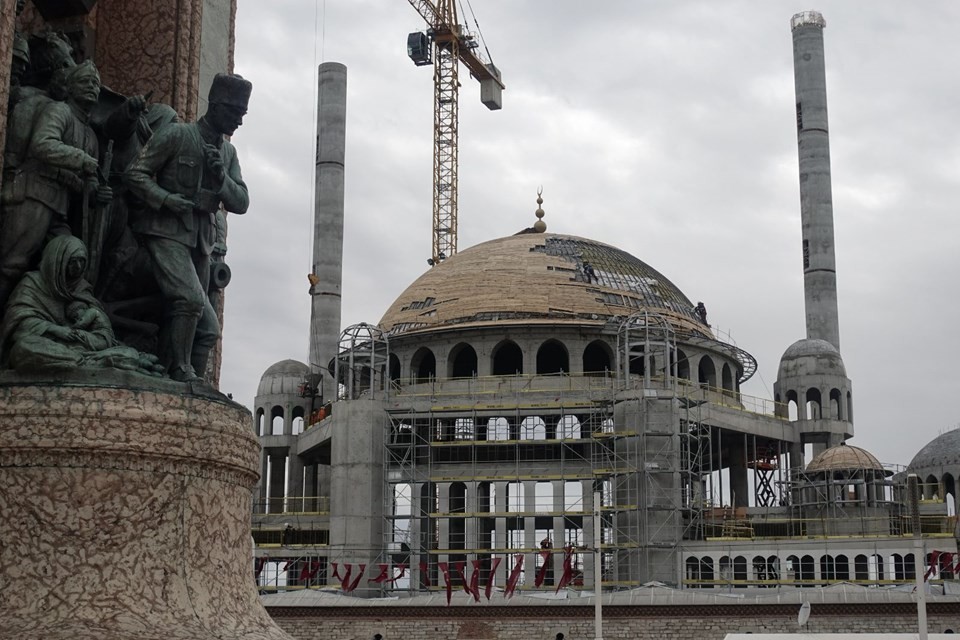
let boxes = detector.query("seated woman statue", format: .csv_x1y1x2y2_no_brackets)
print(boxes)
0,235,164,376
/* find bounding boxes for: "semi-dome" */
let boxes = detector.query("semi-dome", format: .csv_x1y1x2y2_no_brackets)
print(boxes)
257,359,309,398
778,338,846,378
806,443,884,473
379,233,711,338
909,428,960,471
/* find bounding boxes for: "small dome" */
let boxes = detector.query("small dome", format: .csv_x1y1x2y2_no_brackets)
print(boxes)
806,443,883,473
778,338,846,378
257,359,309,398
908,428,960,471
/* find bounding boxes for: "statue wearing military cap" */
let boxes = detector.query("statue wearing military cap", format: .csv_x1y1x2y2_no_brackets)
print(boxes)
125,72,251,383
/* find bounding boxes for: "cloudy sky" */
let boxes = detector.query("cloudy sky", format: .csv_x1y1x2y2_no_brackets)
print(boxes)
222,1,960,467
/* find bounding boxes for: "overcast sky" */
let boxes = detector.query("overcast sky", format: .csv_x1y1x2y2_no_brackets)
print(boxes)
222,1,960,467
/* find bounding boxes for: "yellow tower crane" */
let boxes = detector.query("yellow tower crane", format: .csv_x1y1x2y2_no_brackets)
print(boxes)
406,0,504,266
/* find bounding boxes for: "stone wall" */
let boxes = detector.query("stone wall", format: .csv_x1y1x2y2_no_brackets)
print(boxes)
267,604,960,640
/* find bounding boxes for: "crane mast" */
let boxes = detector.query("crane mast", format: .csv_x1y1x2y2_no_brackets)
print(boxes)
406,0,503,266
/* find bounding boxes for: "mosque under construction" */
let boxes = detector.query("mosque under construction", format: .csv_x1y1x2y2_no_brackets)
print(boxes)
250,11,960,602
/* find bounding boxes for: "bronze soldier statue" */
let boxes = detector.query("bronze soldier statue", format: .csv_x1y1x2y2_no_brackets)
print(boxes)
0,60,110,310
125,73,251,383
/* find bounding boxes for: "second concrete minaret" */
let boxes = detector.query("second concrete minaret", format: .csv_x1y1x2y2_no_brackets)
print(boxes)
791,11,841,350
310,62,347,394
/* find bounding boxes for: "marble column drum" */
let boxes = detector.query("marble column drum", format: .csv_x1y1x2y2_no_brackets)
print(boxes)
0,383,291,640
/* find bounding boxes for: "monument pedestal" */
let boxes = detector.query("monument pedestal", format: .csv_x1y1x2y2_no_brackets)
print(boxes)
0,382,290,639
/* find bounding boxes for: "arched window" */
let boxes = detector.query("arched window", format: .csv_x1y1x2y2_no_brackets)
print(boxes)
733,556,747,586
854,554,869,581
805,388,821,420
767,555,780,581
411,347,436,382
721,364,734,392
557,415,581,439
291,406,305,435
925,475,939,500
582,340,612,375
536,340,568,374
786,390,799,422
786,555,800,582
699,557,715,584
829,388,842,420
520,416,546,441
821,555,836,581
256,408,265,436
698,357,716,387
449,343,478,378
487,417,510,441
835,554,850,581
389,353,401,383
943,473,957,516
271,405,284,435
686,557,701,584
676,349,690,380
628,346,645,376
871,554,884,581
492,341,523,375
719,556,732,582
799,555,815,583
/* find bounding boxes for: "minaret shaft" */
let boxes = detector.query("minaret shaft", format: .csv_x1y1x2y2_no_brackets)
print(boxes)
310,62,347,391
792,12,840,350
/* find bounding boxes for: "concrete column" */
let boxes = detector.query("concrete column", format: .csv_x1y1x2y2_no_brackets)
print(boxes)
437,483,450,564
583,487,596,589
310,62,347,388
523,480,536,585
791,11,841,350
552,479,565,582
465,481,478,551
286,454,304,511
303,463,319,511
328,399,387,596
267,453,286,512
729,443,749,508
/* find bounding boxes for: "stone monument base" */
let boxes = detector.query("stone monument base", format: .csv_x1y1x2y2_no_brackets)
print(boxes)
0,381,290,639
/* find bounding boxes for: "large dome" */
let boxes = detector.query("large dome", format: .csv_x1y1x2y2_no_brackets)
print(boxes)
379,233,710,337
909,428,960,471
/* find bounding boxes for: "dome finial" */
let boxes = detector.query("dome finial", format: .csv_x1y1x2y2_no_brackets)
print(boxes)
533,186,546,233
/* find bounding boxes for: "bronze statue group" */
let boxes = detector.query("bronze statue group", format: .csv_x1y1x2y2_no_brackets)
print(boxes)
0,29,252,383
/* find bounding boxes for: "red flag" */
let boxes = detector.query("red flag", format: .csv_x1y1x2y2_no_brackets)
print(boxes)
504,554,524,598
254,558,265,580
331,562,341,581
299,560,321,582
419,561,431,588
555,546,575,593
455,561,471,594
346,564,366,592
940,552,954,577
485,557,503,600
925,551,941,581
469,560,481,602
438,562,452,605
385,563,408,585
534,549,551,587
340,563,353,591
370,563,390,583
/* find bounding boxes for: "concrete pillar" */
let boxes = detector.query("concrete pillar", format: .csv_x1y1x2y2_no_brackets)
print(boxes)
286,454,304,510
729,444,749,508
465,481,478,551
791,11,841,350
437,482,450,562
267,452,286,513
310,62,347,388
328,399,387,596
583,487,596,589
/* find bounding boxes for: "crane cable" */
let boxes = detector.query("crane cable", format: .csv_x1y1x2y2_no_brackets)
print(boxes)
464,0,494,66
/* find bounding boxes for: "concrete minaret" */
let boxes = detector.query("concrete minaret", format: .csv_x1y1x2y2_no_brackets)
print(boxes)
791,11,841,350
310,62,347,394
